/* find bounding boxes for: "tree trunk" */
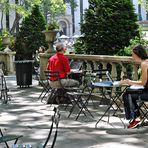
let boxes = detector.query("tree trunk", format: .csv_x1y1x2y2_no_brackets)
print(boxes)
6,0,10,30
0,10,4,31
10,0,21,35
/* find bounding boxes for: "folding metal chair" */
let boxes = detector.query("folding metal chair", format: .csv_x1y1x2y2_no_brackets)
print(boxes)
43,107,60,148
82,69,110,107
66,86,94,120
0,69,11,104
66,70,97,120
0,128,23,148
0,61,7,75
45,70,66,105
66,69,109,120
136,91,148,127
12,107,60,148
34,67,51,102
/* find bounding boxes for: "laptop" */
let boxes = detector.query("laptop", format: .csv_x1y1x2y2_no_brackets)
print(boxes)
106,71,121,86
70,60,83,73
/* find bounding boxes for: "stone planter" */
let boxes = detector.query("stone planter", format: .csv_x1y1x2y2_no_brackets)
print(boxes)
14,60,34,88
42,30,58,54
2,37,11,45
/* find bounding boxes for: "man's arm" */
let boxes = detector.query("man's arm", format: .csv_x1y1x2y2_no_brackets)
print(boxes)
46,59,50,70
63,57,70,74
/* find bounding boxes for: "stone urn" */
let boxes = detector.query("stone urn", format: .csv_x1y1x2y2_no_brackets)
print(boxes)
42,30,58,54
2,37,11,45
2,37,12,52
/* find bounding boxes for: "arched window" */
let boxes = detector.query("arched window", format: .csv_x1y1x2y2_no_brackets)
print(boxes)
59,21,67,35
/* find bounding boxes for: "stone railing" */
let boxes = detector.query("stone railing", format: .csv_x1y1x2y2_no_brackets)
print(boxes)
40,53,140,81
0,51,16,74
0,50,140,81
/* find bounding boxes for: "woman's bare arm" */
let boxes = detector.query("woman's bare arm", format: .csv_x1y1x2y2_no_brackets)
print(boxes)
120,61,148,86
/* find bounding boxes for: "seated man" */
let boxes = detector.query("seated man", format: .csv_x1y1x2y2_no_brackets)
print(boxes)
46,43,79,88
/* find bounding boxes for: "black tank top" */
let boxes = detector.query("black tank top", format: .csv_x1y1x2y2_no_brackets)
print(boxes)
144,70,148,89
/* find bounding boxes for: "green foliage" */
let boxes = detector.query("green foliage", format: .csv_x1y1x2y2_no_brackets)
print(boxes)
117,26,148,56
73,38,85,54
41,0,66,23
0,29,14,51
46,21,60,31
0,37,5,51
13,5,47,60
77,0,139,55
1,29,10,37
64,0,78,9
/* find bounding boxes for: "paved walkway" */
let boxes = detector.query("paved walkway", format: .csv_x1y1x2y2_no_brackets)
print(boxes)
0,75,148,148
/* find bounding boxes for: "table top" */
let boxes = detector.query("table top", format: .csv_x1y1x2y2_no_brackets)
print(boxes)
70,69,83,73
92,81,122,88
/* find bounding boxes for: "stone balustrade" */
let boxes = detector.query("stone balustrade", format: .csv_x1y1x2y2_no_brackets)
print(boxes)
0,51,16,74
0,51,140,81
39,53,140,81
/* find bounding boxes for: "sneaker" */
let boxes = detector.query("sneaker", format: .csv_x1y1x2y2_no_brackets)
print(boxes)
127,119,141,129
129,119,135,124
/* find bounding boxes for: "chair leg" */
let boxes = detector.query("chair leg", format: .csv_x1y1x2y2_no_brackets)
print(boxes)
138,102,148,126
67,95,87,118
76,96,94,120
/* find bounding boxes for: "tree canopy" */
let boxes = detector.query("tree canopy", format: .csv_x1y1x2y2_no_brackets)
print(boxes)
0,0,67,34
14,5,47,60
75,0,139,55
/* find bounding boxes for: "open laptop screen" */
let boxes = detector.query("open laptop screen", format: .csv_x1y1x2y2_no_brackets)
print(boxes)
70,61,83,71
106,71,122,86
106,71,114,83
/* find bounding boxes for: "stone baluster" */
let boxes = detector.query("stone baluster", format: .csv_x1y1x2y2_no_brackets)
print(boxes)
120,62,127,80
100,62,107,80
132,64,139,80
93,61,98,70
102,62,107,70
7,52,15,74
85,60,93,71
111,62,117,80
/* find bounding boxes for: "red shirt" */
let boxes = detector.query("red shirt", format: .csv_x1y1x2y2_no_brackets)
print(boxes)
47,52,70,80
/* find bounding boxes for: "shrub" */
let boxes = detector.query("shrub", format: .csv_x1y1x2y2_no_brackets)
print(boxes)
13,5,47,60
77,0,139,55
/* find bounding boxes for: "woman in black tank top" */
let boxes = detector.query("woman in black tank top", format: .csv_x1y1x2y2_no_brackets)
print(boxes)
121,45,148,129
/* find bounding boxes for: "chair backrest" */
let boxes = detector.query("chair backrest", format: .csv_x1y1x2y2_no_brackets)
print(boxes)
44,70,63,89
0,69,10,104
0,61,6,75
44,70,60,81
43,107,60,148
0,128,23,147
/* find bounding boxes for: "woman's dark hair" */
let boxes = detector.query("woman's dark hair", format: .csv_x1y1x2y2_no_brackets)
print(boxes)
39,46,45,52
132,45,148,60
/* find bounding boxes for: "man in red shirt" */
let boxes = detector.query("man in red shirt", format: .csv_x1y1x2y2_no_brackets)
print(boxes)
47,43,79,87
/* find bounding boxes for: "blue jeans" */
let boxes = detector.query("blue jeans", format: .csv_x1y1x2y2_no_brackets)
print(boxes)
122,88,148,120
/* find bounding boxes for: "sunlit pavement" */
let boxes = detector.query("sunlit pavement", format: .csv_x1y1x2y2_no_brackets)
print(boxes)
0,75,148,148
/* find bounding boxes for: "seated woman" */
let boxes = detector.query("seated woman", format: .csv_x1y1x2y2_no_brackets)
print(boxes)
34,46,46,79
120,44,148,129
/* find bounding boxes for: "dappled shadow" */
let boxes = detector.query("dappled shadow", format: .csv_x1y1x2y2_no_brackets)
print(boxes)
0,75,148,148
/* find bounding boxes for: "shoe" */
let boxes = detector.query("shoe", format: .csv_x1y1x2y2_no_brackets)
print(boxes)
127,119,141,129
129,119,135,124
